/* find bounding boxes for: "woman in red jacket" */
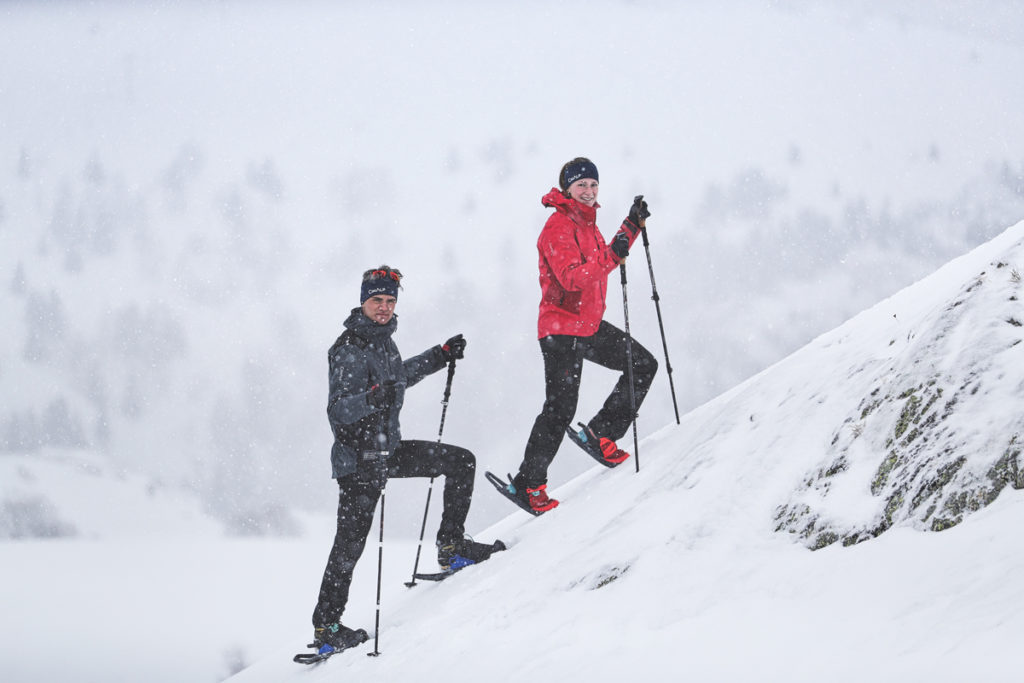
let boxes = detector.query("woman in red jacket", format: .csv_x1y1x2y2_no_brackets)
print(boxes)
508,157,658,513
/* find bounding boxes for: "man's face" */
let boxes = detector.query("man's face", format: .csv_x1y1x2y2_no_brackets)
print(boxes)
361,294,397,325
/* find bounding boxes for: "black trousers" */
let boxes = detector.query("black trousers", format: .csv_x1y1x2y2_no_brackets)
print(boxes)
516,320,657,488
311,439,475,628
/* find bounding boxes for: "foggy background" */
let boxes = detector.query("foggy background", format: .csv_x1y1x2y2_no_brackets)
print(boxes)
2,0,1023,537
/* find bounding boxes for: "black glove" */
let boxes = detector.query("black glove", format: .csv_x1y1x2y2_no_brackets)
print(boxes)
610,231,630,260
441,334,466,362
628,194,651,230
367,379,399,409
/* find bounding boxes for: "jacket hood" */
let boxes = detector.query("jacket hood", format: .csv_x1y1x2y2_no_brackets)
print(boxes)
541,186,599,223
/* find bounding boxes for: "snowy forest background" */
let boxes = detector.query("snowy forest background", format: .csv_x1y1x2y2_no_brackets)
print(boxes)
3,0,1024,539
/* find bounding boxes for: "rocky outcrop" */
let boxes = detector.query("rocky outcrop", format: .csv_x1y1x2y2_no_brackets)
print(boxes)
775,260,1024,549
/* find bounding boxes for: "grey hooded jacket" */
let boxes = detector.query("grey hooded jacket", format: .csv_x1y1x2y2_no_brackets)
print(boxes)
326,308,447,478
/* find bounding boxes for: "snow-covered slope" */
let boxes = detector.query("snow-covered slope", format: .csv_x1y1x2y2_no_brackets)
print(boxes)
775,235,1024,546
223,223,1024,682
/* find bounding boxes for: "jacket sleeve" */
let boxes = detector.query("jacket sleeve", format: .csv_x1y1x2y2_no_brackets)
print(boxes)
539,216,619,292
326,343,378,426
402,345,447,389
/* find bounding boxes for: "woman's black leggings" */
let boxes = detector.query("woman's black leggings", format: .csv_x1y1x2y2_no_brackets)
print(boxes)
516,320,657,488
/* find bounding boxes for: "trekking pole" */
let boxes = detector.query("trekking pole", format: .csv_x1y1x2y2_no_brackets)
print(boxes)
368,479,386,657
639,221,681,424
404,359,457,588
619,262,641,473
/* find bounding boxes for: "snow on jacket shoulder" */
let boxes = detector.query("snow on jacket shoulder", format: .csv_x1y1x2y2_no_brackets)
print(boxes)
536,187,638,338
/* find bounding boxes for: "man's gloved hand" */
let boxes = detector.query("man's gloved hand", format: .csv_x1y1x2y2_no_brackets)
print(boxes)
628,194,651,229
367,379,400,409
441,334,466,362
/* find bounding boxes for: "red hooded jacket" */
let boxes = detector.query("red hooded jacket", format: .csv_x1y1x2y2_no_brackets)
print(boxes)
536,187,640,339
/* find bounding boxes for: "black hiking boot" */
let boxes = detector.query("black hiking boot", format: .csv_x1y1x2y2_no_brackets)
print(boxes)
312,622,369,652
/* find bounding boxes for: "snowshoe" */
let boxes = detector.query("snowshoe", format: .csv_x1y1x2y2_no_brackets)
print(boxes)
485,471,559,515
409,537,506,583
294,624,369,664
566,422,630,467
437,537,506,569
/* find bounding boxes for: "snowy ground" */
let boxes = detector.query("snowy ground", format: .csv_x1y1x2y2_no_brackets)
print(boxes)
3,223,1022,682
4,481,1021,682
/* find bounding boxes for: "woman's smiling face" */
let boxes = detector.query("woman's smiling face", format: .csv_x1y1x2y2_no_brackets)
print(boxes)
567,178,599,207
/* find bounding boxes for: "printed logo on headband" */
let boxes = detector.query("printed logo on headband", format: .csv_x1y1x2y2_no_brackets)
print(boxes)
360,265,403,303
563,160,599,188
360,268,402,303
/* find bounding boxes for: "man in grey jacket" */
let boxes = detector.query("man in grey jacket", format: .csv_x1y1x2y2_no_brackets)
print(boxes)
310,265,504,655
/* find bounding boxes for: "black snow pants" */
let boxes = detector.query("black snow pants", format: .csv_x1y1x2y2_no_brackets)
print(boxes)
311,439,475,628
515,320,657,489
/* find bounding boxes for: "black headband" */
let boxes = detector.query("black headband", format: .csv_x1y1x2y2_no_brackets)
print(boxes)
562,160,599,189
